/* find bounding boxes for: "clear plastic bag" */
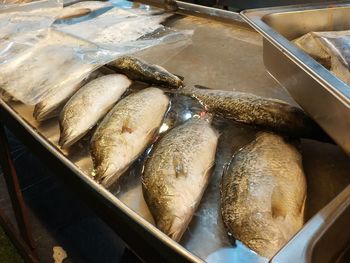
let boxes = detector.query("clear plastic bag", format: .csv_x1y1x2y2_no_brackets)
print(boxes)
0,0,35,5
294,30,350,85
0,1,192,104
57,1,114,20
0,0,62,37
0,28,119,104
55,4,193,52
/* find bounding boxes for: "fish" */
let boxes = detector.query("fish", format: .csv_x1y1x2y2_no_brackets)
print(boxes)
57,7,91,20
91,87,169,187
221,132,306,259
180,86,330,141
142,117,219,241
57,1,113,20
107,56,183,88
33,68,105,122
59,74,132,148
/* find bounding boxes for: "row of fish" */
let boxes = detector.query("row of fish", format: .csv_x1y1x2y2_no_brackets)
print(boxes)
32,55,317,259
143,118,306,259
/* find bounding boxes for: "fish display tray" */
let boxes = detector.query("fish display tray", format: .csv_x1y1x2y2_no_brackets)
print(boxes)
241,2,350,156
241,3,350,261
1,1,350,262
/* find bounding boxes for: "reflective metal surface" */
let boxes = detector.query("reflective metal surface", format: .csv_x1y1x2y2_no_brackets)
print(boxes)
1,1,350,262
242,3,350,262
241,2,350,155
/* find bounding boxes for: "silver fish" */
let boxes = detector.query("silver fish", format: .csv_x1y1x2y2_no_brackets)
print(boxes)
91,87,169,187
59,74,131,148
142,117,219,241
107,56,183,88
221,132,306,259
180,86,330,141
33,70,104,121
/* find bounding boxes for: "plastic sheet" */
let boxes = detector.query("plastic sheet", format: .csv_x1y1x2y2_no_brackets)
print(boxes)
0,28,119,104
0,0,34,5
294,30,350,85
55,3,193,52
0,0,192,105
0,0,62,35
57,1,114,20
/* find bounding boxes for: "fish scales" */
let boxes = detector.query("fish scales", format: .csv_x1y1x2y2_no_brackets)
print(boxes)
142,118,219,241
59,74,131,148
91,87,169,187
108,56,183,88
180,86,329,141
221,132,306,259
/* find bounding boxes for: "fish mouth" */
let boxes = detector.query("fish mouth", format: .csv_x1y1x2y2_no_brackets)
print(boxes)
59,133,77,149
59,129,87,149
33,103,46,121
158,216,188,242
33,103,58,122
95,164,120,188
95,162,131,188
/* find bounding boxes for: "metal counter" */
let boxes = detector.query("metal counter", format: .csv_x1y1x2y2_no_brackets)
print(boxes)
1,1,350,262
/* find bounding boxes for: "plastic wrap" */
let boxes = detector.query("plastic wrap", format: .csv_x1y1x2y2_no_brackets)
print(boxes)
0,28,119,104
0,0,34,5
55,3,193,52
294,30,350,85
57,1,113,20
0,0,192,105
0,0,62,36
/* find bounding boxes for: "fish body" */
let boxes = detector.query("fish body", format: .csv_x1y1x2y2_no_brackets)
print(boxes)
180,86,327,141
57,1,113,20
33,81,82,121
91,87,169,187
142,117,219,241
33,69,104,122
221,132,306,259
59,74,131,148
108,56,183,88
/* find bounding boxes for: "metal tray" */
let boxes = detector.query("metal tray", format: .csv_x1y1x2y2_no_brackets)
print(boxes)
241,2,350,156
241,3,350,261
1,1,350,262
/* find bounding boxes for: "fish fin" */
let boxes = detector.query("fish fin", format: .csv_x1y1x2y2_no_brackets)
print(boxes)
146,127,159,143
172,152,187,178
194,84,212,90
174,74,185,81
121,124,133,134
271,187,287,220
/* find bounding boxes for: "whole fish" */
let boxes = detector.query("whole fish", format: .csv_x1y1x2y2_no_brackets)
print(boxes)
180,86,330,141
59,74,132,148
221,132,306,259
107,56,183,88
33,70,104,121
142,117,219,241
91,87,169,187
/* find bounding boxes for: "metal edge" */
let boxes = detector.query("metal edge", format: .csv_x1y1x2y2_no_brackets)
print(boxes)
0,100,203,263
139,0,246,25
176,1,244,23
271,184,350,262
240,2,350,108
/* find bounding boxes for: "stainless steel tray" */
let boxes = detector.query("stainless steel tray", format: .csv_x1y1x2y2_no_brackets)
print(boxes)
241,2,350,156
241,3,350,261
1,1,350,262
